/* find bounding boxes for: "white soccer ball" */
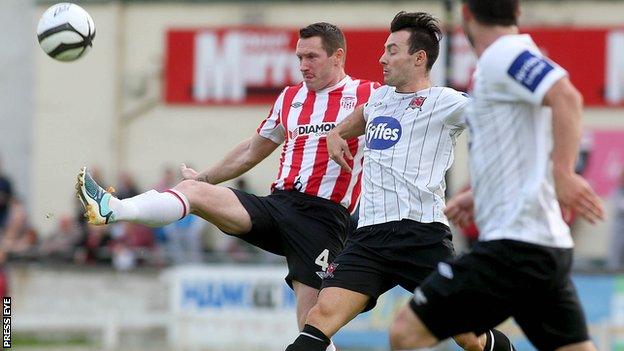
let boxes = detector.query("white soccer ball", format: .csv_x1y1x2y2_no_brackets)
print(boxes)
37,3,96,62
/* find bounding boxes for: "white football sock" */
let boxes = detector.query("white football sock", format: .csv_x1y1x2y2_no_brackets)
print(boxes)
109,189,189,227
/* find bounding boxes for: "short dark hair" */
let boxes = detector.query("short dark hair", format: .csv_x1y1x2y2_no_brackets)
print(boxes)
463,0,519,26
390,11,442,70
299,22,346,57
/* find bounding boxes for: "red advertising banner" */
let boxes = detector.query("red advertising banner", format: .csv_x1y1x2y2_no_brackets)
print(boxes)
165,27,624,106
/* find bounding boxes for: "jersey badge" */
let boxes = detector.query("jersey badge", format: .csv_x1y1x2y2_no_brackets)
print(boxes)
316,262,339,279
340,96,356,110
408,96,427,110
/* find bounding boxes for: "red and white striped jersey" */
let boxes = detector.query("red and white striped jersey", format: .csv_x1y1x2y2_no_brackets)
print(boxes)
257,76,379,212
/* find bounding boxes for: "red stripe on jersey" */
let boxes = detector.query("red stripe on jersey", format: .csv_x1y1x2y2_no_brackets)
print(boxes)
256,105,274,133
304,85,346,195
283,90,316,189
347,156,365,213
330,138,360,204
356,81,375,106
273,84,303,188
330,82,374,205
271,144,288,192
280,84,303,141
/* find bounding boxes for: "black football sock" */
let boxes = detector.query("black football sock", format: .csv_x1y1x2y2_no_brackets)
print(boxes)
285,324,330,351
484,329,517,351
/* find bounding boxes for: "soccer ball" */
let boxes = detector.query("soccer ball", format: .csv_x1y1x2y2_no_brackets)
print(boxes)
37,3,96,62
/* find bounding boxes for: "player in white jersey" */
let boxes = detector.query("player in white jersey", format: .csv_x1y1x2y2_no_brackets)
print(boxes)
75,23,376,350
390,1,605,351
286,12,515,351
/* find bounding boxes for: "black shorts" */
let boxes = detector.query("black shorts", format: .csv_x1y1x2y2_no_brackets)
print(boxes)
410,239,589,350
321,219,454,312
229,189,350,290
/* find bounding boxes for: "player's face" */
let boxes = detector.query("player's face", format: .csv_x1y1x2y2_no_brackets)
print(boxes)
296,37,341,91
379,30,422,89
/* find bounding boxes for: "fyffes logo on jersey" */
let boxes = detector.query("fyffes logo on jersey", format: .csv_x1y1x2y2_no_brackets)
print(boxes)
366,116,401,150
292,122,337,138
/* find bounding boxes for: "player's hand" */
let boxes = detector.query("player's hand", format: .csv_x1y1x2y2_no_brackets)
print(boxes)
327,130,353,173
444,190,475,228
179,163,199,181
555,172,604,224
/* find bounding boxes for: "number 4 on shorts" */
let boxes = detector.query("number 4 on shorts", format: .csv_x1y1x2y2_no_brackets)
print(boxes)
315,249,330,271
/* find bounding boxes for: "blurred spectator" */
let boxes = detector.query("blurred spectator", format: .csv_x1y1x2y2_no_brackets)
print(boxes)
0,156,13,230
163,215,206,265
110,223,155,270
74,224,111,264
153,166,176,192
116,171,140,199
0,199,38,261
39,215,83,261
608,168,624,270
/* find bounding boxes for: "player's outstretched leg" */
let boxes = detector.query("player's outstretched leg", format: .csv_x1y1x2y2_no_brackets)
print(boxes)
76,166,189,227
390,304,516,351
76,166,251,232
286,287,369,351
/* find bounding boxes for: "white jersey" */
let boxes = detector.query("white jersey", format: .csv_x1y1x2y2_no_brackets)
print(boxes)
468,34,572,248
358,86,468,228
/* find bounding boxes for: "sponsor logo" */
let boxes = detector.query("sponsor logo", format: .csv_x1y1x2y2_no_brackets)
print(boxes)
507,50,554,92
365,116,402,150
192,30,300,103
292,122,336,138
373,101,383,108
340,96,357,110
317,263,339,279
408,96,427,110
291,101,303,108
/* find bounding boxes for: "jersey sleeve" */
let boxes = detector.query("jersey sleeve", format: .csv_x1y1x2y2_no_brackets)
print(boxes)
440,89,470,128
363,85,387,122
486,44,568,106
256,88,287,144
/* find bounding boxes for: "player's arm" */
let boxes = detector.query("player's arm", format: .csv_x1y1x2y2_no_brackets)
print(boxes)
182,134,280,184
444,189,475,228
544,77,604,223
327,104,366,173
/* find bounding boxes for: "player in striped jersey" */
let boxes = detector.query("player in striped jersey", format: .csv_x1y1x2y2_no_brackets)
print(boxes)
286,12,514,351
390,1,604,351
75,23,376,350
